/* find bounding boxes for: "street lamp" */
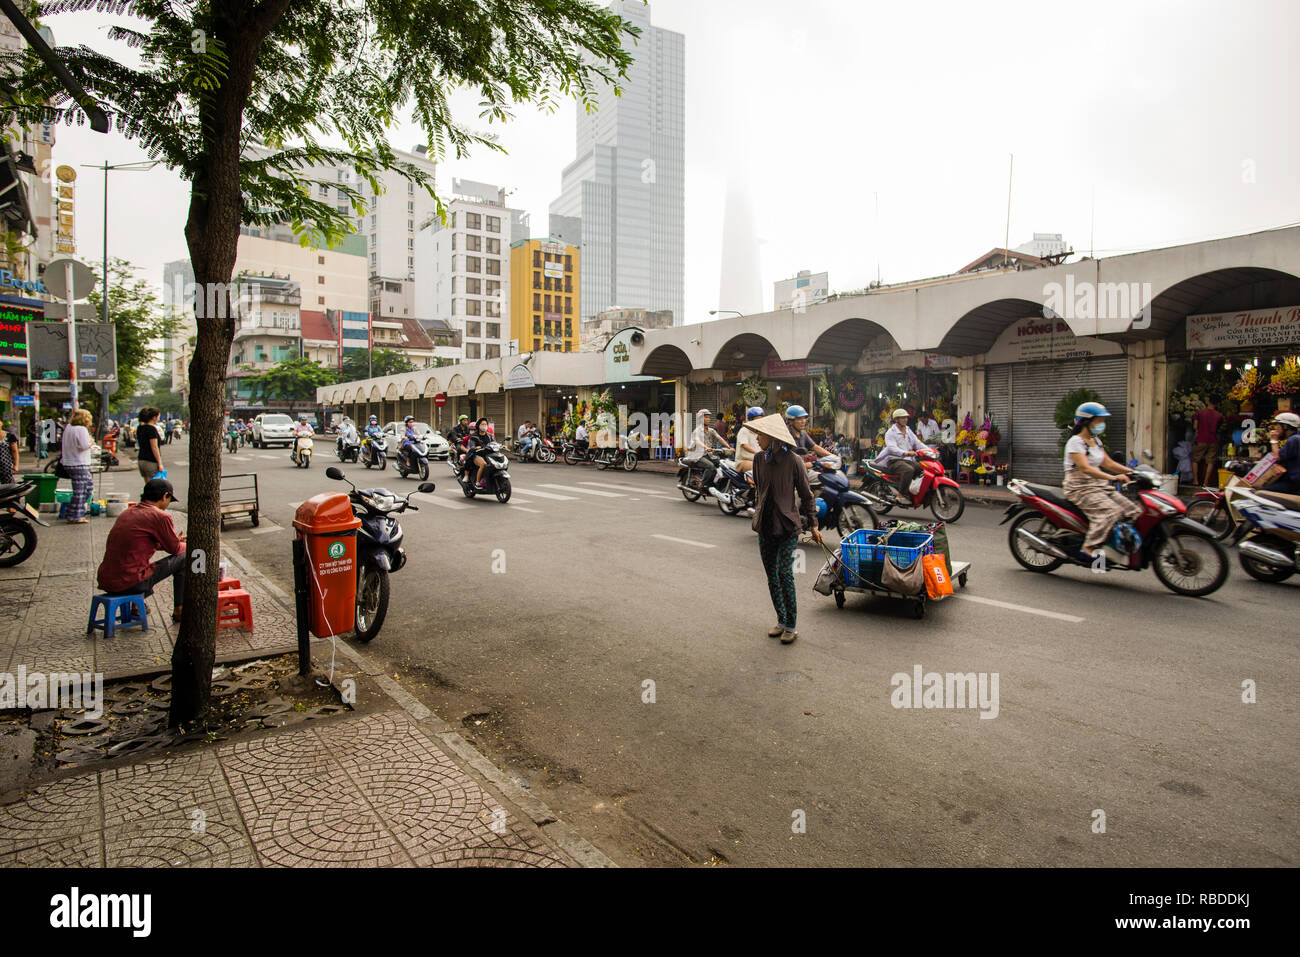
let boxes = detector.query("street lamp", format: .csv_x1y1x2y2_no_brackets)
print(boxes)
709,309,745,319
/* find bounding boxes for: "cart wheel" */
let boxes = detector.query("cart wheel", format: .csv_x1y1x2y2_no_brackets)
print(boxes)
250,511,260,528
911,600,925,619
958,572,967,589
834,590,845,609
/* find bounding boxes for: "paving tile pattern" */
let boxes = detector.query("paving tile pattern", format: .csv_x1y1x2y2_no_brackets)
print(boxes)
0,710,573,868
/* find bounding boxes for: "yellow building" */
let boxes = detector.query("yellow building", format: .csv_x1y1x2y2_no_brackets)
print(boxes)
509,238,579,353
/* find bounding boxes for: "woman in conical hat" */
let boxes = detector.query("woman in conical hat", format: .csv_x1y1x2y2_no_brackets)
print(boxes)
747,414,821,644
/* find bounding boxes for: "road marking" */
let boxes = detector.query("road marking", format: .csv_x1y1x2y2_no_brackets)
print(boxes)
509,505,542,513
651,534,715,549
257,454,279,460
540,484,623,498
252,526,282,534
511,487,577,501
955,594,1085,623
287,502,302,508
579,481,649,492
414,495,470,510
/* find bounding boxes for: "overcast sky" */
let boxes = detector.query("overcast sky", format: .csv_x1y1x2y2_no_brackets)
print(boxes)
40,0,1300,326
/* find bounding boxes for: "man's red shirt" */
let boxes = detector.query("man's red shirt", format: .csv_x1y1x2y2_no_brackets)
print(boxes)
97,502,184,593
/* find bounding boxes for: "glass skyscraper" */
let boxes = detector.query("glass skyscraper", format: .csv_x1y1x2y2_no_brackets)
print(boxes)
549,0,685,326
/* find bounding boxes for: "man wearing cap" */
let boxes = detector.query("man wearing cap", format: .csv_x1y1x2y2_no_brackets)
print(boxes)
1255,412,1300,495
685,409,732,491
97,478,187,622
875,408,929,495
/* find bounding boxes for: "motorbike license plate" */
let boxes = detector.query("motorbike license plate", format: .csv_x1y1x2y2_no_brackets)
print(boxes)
24,503,40,520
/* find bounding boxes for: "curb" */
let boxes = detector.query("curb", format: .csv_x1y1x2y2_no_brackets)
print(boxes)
219,540,617,869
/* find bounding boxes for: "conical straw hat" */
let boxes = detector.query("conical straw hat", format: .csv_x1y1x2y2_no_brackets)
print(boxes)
745,413,797,447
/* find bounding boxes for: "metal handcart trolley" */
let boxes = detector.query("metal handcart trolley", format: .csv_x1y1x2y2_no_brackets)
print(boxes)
219,473,260,529
818,526,970,619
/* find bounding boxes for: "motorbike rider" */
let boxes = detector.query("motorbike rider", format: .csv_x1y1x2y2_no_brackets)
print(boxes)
362,414,385,462
1254,412,1300,495
734,406,765,473
338,416,360,453
516,420,537,458
1063,402,1140,564
399,415,421,468
573,419,590,455
291,414,313,460
784,405,831,460
685,409,733,490
466,417,496,489
447,414,473,469
874,408,929,494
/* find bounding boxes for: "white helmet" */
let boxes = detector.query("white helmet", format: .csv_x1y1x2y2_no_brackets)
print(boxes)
1269,412,1300,430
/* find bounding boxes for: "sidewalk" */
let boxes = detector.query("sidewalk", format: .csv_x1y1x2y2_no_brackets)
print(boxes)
0,473,611,868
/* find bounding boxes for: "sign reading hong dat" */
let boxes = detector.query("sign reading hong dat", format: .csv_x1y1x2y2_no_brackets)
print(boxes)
1187,305,1300,350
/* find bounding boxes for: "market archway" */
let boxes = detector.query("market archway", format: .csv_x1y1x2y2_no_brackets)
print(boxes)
709,333,780,372
637,344,692,378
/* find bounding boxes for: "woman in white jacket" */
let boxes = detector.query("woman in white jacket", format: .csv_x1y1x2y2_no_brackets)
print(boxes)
61,408,95,524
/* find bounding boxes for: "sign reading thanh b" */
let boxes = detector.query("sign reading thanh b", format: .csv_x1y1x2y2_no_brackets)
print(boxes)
1187,305,1300,350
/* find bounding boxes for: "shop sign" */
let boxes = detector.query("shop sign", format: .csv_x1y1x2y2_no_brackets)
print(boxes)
1186,306,1300,351
924,353,955,369
55,165,76,256
855,333,947,373
604,326,658,384
762,358,831,379
543,261,564,279
984,318,1122,365
504,364,535,390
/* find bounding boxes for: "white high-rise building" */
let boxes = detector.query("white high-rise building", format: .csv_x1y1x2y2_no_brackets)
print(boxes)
412,179,523,360
548,0,684,325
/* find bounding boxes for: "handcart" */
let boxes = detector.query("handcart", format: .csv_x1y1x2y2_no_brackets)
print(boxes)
219,473,260,529
823,527,970,619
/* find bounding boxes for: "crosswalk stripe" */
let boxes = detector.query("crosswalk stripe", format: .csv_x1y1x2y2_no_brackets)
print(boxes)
510,506,542,513
415,495,470,510
578,481,651,492
651,534,715,549
257,454,279,460
511,487,578,501
540,484,623,498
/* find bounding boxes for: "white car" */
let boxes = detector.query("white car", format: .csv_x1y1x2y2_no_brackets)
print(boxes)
383,421,450,460
252,413,295,448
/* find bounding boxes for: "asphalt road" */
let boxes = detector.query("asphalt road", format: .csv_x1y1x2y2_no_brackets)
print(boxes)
166,436,1300,867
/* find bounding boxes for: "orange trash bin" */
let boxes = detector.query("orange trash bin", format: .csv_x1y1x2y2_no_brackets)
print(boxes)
292,493,361,638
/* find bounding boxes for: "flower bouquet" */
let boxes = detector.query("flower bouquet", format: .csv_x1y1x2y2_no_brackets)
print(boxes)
1228,367,1261,402
1267,358,1300,396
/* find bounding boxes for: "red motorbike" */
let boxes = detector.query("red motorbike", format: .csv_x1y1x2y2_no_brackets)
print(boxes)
1000,465,1228,596
860,446,965,523
1184,459,1253,540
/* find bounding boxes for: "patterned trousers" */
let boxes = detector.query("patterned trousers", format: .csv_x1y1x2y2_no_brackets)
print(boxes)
66,464,93,521
1064,472,1142,551
759,533,800,630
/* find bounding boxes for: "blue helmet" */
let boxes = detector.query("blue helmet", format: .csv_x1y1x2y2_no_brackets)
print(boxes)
746,406,764,421
785,404,808,419
1074,401,1110,425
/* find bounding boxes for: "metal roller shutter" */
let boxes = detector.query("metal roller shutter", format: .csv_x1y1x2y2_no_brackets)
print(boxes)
985,365,1011,447
1008,357,1128,485
483,392,506,431
688,384,719,417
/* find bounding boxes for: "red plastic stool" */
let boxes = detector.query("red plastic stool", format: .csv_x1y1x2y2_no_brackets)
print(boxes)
218,578,241,591
217,588,254,632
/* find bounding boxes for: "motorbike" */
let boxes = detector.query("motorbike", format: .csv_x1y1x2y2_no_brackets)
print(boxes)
0,479,48,568
1227,485,1300,583
451,440,512,502
1185,459,1255,540
708,461,755,516
511,430,557,464
809,455,879,537
336,432,362,463
1000,465,1229,596
226,429,239,453
362,434,388,470
324,466,435,642
860,446,965,523
290,435,314,469
676,453,725,502
396,437,431,481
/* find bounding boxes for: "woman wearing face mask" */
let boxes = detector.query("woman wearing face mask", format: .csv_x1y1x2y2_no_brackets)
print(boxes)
467,417,495,489
1063,402,1140,563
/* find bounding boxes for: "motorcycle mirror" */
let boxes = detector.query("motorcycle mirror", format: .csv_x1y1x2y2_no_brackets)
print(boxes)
417,482,436,493
325,467,344,480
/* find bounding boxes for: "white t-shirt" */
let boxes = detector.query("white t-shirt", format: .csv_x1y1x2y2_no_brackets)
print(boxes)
735,426,760,459
1064,434,1104,472
575,425,588,442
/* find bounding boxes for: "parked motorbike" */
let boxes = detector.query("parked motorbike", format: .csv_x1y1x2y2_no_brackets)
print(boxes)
709,461,755,516
336,433,362,463
861,446,965,523
324,466,434,642
1227,485,1300,583
810,455,879,537
1001,465,1228,596
451,440,512,502
0,480,48,568
362,435,388,470
290,436,314,469
1185,459,1255,540
396,437,431,481
511,429,557,464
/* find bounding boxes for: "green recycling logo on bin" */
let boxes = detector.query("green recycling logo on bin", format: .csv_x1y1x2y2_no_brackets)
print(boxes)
327,541,345,559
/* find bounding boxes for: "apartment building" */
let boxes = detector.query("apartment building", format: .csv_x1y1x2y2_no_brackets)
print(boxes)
509,237,580,353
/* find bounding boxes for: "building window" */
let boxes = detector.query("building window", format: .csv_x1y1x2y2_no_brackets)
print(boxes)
407,238,413,249
466,321,481,337
318,275,325,284
485,280,500,296
319,184,329,197
466,277,482,295
486,322,500,339
318,296,325,305
408,256,414,268
370,234,376,246
370,214,376,227
486,215,500,232
565,277,572,293
485,299,500,318
564,254,572,270
486,344,500,359
485,258,500,276
407,219,413,231
533,271,541,289
533,318,541,335
466,342,481,359
485,237,499,254
407,201,414,213
533,250,541,268
317,255,325,265
408,181,414,194
451,233,457,250
466,234,481,252
466,299,481,316
533,293,541,310
533,337,541,350
370,253,376,266
466,212,481,230
451,299,460,315
564,318,571,337
564,297,571,314
466,256,481,273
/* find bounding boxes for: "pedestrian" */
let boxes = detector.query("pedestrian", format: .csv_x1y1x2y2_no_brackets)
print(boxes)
1192,397,1223,488
0,420,19,484
748,413,822,644
61,408,95,524
96,478,187,622
135,407,164,480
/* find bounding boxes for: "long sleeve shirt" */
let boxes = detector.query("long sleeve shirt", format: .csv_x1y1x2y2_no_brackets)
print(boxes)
686,424,726,458
875,424,926,464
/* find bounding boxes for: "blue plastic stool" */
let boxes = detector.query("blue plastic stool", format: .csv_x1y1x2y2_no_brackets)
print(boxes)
87,594,149,638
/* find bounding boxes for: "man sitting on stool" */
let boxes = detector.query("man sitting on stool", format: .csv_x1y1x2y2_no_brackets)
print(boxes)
97,478,187,623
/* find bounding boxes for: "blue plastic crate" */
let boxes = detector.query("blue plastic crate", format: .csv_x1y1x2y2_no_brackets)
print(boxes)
839,529,933,587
